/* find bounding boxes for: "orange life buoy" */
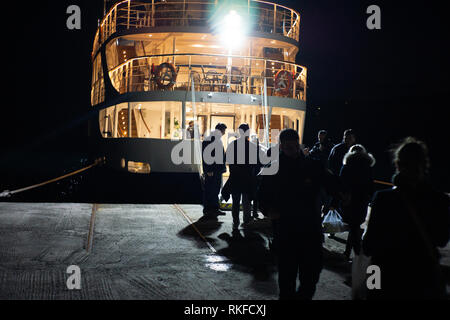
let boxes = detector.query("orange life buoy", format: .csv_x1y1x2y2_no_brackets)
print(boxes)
156,63,177,89
274,70,293,96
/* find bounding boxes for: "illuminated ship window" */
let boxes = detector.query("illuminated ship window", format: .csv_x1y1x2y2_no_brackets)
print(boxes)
128,161,151,174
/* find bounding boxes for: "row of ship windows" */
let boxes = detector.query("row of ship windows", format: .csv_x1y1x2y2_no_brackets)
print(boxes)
99,101,305,144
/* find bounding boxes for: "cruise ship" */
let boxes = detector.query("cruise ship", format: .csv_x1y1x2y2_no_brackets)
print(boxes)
89,0,307,176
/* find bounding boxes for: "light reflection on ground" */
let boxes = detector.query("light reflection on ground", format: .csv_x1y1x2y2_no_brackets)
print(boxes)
204,254,232,272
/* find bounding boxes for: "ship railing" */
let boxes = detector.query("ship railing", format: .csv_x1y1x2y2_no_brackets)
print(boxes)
101,53,306,102
93,0,300,55
91,60,105,106
91,80,106,106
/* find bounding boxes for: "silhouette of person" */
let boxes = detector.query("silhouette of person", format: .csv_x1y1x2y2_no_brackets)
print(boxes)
226,124,260,230
202,123,228,217
308,130,336,221
362,137,449,299
328,129,356,176
258,129,340,300
339,144,375,259
309,130,335,167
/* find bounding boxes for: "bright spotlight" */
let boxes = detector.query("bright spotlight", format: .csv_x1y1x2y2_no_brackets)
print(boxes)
220,10,246,50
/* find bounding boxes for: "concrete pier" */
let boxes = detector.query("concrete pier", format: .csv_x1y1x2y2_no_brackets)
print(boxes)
0,203,448,300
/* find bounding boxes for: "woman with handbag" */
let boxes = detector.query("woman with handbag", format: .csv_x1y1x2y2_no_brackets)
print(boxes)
340,144,376,259
361,137,449,299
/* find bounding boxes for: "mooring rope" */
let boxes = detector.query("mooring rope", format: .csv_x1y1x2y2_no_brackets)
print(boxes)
374,180,394,187
0,157,105,198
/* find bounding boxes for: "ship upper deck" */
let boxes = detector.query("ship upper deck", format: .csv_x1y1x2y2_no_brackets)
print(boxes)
91,51,307,106
93,0,301,56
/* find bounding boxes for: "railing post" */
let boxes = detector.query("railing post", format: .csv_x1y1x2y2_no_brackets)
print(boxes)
173,37,176,65
273,5,277,34
127,0,131,29
114,7,117,33
152,0,155,27
98,58,102,104
304,70,307,101
227,50,232,93
130,61,134,92
293,70,296,99
290,11,293,38
126,63,130,93
108,13,111,37
183,0,186,26
128,102,132,138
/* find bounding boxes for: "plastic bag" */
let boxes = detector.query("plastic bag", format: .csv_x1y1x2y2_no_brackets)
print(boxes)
322,209,349,234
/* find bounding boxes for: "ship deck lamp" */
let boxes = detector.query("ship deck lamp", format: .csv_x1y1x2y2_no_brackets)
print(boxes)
220,10,247,51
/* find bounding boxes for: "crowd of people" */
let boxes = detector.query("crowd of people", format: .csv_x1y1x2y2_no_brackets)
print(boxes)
200,123,450,300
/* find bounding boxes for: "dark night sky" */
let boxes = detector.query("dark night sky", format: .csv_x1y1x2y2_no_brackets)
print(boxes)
4,0,450,190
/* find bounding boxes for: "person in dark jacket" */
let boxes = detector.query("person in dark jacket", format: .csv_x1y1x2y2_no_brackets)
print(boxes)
309,130,335,167
362,137,450,300
226,124,260,230
328,129,356,175
202,123,228,217
339,144,376,258
258,129,341,300
308,130,336,217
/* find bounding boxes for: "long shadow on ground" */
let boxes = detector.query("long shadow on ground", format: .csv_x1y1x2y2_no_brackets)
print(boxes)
216,229,276,281
177,215,223,248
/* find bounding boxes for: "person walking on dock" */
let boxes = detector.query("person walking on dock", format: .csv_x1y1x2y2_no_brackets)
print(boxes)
307,130,336,220
309,130,334,167
328,129,356,176
226,124,260,230
362,137,449,299
258,129,340,300
202,123,228,217
339,144,375,259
